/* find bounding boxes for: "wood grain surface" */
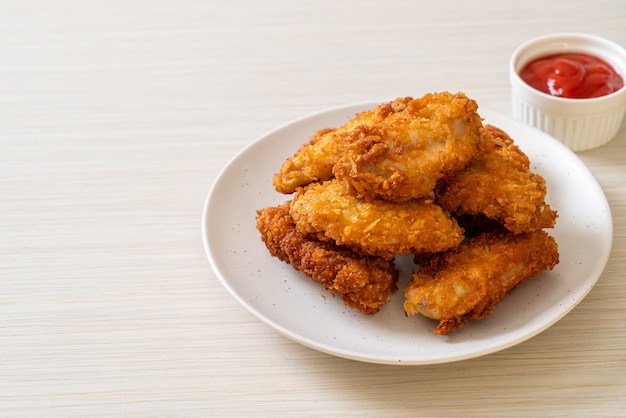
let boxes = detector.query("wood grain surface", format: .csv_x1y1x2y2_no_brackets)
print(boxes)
1,1,625,416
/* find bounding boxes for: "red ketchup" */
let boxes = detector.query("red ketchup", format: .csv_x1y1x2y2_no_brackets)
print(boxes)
519,53,624,98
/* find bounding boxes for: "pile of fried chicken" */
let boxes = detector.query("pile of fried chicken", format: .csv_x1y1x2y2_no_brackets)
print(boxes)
256,91,559,335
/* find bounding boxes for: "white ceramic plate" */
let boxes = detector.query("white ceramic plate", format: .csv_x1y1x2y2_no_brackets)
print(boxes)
202,102,612,365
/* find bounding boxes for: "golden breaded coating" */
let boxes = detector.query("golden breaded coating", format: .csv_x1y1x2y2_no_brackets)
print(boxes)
404,230,559,335
435,124,558,234
290,180,465,259
273,92,483,201
256,202,398,314
261,91,560,330
272,110,389,194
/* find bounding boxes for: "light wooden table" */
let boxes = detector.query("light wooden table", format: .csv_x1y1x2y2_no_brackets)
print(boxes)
2,1,625,416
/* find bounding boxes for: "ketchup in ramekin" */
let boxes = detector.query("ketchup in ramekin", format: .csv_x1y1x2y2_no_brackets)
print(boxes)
519,53,624,99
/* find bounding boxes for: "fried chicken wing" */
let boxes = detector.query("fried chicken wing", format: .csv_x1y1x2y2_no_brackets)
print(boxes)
272,126,350,194
435,124,557,234
273,92,483,201
404,230,559,335
261,92,561,332
290,179,465,259
256,202,398,314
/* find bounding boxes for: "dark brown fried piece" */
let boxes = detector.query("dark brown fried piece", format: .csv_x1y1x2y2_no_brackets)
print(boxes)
435,124,557,234
256,202,399,314
404,230,559,335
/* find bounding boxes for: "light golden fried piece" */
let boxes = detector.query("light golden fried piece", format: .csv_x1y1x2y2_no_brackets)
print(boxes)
290,180,465,259
273,91,483,201
256,202,398,314
272,127,338,194
435,124,557,234
404,230,559,335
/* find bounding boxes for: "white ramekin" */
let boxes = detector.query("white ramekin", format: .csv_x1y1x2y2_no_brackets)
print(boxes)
510,33,626,151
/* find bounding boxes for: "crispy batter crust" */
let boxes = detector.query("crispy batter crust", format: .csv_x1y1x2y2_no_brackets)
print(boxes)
261,92,560,334
273,92,483,202
290,180,464,259
404,230,559,335
256,202,398,314
435,124,558,234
